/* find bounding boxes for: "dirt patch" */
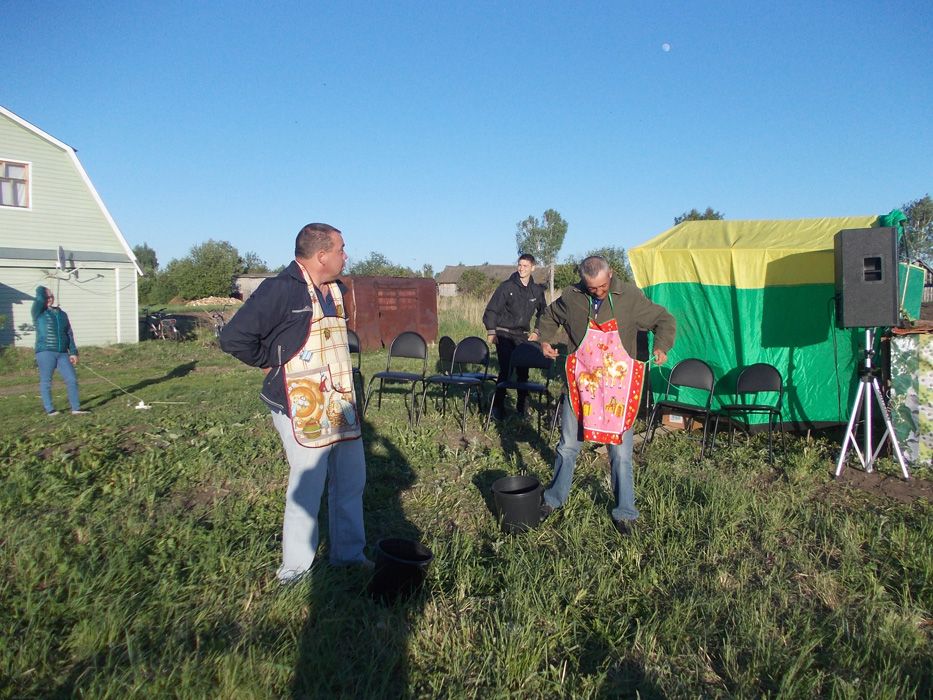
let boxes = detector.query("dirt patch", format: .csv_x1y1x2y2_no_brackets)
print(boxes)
35,441,81,461
827,466,933,504
179,483,233,511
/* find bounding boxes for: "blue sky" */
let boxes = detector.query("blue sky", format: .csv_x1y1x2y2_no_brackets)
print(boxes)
4,1,931,273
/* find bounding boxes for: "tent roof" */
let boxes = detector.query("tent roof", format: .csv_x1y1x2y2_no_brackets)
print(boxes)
630,216,877,289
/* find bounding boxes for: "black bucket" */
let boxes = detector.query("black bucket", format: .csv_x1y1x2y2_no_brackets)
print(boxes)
368,537,434,603
492,475,542,534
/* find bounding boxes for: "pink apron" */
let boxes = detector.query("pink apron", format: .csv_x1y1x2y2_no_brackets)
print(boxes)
566,317,645,444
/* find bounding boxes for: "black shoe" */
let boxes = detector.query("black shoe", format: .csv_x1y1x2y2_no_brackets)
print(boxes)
539,503,554,521
612,519,634,537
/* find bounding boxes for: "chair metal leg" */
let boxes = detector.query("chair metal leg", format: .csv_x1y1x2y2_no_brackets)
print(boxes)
550,394,563,438
711,413,722,451
639,405,661,457
700,417,710,460
460,387,471,432
362,378,377,416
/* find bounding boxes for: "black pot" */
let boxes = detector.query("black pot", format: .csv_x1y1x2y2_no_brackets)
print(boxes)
368,537,433,603
491,475,542,534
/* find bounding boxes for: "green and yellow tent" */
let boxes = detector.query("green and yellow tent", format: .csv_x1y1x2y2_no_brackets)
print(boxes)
629,217,924,428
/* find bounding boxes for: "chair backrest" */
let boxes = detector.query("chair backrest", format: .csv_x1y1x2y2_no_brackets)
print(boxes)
385,331,428,373
666,358,715,408
437,335,456,373
438,336,455,363
451,336,490,373
347,329,361,369
735,363,783,403
508,342,554,375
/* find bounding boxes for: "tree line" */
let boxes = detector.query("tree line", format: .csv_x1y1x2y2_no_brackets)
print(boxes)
134,195,932,305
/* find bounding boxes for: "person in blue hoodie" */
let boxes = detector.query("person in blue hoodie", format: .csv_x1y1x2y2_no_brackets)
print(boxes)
31,286,87,415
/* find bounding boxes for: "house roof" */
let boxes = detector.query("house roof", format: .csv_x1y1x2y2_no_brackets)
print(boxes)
0,105,142,276
437,264,547,285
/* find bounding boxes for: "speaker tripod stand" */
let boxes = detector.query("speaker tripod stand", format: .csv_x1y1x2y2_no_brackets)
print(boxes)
835,328,910,480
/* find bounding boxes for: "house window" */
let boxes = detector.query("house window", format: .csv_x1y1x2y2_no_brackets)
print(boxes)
0,160,30,208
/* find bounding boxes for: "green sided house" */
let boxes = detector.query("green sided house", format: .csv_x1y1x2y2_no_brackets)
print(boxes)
0,106,141,347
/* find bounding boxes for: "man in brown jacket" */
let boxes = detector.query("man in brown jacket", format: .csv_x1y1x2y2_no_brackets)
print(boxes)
538,255,676,535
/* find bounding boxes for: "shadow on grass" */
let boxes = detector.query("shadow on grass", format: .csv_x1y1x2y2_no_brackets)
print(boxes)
83,361,198,408
472,468,509,521
291,415,425,698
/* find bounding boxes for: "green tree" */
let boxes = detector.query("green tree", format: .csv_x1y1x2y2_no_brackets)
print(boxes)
552,262,579,291
553,246,633,291
163,239,242,300
583,246,632,281
901,194,933,265
347,252,417,277
515,208,568,297
139,272,179,306
241,251,270,274
458,269,498,298
421,263,434,279
674,207,724,224
132,243,159,273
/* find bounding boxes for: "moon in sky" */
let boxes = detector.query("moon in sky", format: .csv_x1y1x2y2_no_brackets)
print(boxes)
661,42,671,52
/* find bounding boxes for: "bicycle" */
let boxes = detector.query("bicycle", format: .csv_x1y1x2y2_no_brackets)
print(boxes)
143,308,180,340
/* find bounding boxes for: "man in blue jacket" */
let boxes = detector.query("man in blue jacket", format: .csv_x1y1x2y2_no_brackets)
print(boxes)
220,223,369,583
31,286,88,415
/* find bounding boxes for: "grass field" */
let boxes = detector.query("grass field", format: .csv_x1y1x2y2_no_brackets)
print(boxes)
1,313,931,698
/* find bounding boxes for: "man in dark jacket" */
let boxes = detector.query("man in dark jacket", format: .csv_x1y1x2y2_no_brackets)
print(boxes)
538,256,676,536
31,286,87,415
220,223,369,583
482,253,546,418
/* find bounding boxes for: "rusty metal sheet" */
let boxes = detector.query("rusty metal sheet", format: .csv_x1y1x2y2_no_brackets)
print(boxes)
342,276,438,351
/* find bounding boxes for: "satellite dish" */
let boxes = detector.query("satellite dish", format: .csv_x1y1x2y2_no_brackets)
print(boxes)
54,246,79,278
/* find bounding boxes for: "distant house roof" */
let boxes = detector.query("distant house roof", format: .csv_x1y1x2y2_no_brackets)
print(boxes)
437,264,547,285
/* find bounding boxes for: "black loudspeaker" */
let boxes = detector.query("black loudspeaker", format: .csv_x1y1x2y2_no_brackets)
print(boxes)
833,227,899,328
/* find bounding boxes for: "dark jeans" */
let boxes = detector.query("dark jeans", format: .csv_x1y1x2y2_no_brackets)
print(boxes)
493,333,529,411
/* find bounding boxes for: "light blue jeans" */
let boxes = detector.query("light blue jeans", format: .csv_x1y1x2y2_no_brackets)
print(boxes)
543,395,639,522
36,351,81,413
271,411,367,582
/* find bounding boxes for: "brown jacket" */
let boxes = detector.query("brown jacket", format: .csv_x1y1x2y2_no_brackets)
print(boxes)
537,275,676,357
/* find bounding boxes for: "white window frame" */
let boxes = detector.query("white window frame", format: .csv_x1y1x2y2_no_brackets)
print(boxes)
0,159,32,209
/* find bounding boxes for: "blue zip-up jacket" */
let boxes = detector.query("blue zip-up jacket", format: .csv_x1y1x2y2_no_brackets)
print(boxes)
219,261,347,414
31,286,78,355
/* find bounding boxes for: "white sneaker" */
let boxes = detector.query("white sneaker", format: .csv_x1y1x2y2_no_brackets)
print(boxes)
71,410,90,415
47,410,60,416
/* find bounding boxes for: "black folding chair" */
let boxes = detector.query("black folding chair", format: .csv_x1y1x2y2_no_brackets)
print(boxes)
347,329,365,415
711,363,785,462
639,358,715,459
363,331,427,425
484,342,555,434
420,336,491,431
436,335,456,373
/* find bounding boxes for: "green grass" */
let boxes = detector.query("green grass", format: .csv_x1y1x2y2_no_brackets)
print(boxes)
1,314,931,698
